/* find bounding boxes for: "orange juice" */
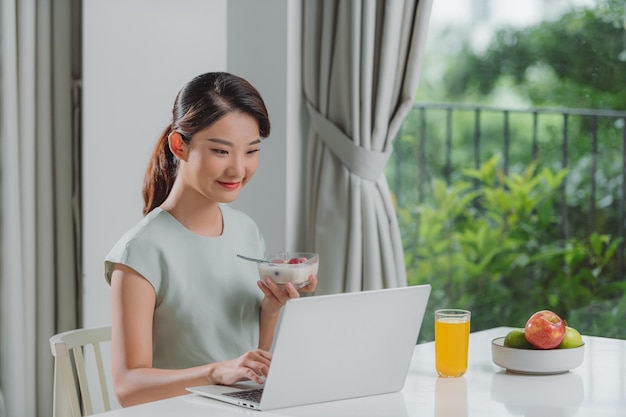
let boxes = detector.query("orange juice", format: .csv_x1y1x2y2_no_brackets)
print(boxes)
435,311,471,377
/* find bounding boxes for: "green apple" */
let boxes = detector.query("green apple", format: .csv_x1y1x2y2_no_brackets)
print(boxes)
504,328,535,349
558,326,583,349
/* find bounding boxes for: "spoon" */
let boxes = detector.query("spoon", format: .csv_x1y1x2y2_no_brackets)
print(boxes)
237,254,270,263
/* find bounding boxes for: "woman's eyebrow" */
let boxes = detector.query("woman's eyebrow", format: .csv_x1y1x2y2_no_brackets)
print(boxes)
207,138,262,146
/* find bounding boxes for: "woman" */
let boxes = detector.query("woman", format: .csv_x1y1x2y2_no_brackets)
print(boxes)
105,72,317,407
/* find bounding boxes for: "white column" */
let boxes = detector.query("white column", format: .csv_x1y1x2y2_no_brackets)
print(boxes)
227,0,305,253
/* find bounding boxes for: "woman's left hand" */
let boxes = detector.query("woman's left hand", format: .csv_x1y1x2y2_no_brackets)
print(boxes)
257,274,318,312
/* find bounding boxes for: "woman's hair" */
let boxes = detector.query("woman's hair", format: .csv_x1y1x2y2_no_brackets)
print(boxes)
142,72,271,215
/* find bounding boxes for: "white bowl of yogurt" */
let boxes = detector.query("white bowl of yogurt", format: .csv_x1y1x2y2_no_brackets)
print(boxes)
258,252,319,288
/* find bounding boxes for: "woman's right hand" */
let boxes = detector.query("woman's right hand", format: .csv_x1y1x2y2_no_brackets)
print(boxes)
208,349,272,385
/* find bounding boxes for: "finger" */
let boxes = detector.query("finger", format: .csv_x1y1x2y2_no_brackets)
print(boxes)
300,275,318,292
243,357,270,379
255,349,273,361
284,282,300,298
257,280,272,296
263,277,279,290
256,362,270,377
244,368,265,384
249,350,272,367
259,279,288,306
264,278,290,303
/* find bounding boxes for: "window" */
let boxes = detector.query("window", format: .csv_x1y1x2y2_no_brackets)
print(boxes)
388,0,626,342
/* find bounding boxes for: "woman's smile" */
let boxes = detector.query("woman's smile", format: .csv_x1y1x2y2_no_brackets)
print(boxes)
218,180,242,190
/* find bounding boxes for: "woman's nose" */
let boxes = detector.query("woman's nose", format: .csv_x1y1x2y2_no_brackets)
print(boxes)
226,155,245,177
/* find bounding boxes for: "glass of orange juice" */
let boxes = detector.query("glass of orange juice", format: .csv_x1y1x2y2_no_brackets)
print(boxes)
435,309,471,377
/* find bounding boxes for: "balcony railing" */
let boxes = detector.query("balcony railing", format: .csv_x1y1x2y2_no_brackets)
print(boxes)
390,102,626,278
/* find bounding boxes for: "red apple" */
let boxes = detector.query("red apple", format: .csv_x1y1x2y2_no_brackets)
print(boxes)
524,310,566,349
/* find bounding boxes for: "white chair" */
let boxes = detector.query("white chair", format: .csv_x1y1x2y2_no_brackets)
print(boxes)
49,326,112,417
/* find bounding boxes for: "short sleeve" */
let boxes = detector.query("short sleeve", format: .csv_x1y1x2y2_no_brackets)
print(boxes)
104,235,163,294
104,210,168,294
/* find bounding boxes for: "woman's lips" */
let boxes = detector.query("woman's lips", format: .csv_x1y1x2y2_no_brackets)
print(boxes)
218,181,241,190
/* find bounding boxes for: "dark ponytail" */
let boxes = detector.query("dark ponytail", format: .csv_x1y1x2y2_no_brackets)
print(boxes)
142,126,179,215
142,72,270,215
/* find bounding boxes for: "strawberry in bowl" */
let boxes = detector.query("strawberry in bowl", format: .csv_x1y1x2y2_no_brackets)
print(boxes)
258,252,319,288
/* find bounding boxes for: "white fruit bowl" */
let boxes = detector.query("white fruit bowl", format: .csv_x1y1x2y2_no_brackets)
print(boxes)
491,337,584,375
258,252,319,289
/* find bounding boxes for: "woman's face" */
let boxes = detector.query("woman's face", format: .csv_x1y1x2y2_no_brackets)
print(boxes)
178,111,261,204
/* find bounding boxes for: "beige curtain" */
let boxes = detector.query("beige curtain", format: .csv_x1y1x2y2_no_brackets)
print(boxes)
302,0,433,294
0,0,81,416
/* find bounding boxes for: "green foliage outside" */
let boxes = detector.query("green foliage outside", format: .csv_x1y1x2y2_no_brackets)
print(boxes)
400,156,625,342
427,0,626,110
389,1,626,341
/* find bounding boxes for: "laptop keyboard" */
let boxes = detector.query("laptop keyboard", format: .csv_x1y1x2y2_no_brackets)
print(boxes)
223,388,264,403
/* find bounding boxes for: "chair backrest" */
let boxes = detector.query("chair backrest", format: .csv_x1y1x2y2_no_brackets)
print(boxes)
49,326,112,417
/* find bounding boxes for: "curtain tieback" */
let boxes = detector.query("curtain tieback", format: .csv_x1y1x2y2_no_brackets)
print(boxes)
306,102,391,182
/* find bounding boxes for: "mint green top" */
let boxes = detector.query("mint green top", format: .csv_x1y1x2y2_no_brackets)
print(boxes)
105,205,265,369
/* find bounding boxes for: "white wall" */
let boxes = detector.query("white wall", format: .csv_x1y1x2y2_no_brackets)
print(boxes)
83,0,227,328
82,0,303,327
227,0,305,254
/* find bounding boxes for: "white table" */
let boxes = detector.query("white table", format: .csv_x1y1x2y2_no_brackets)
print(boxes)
93,327,626,417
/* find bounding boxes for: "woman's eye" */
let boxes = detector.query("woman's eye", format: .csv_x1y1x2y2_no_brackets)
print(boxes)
247,148,260,155
212,149,229,155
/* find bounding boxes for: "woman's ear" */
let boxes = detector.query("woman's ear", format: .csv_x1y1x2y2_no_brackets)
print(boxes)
168,132,187,160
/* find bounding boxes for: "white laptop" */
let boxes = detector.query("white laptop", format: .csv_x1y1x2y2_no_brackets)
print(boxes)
186,284,431,411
